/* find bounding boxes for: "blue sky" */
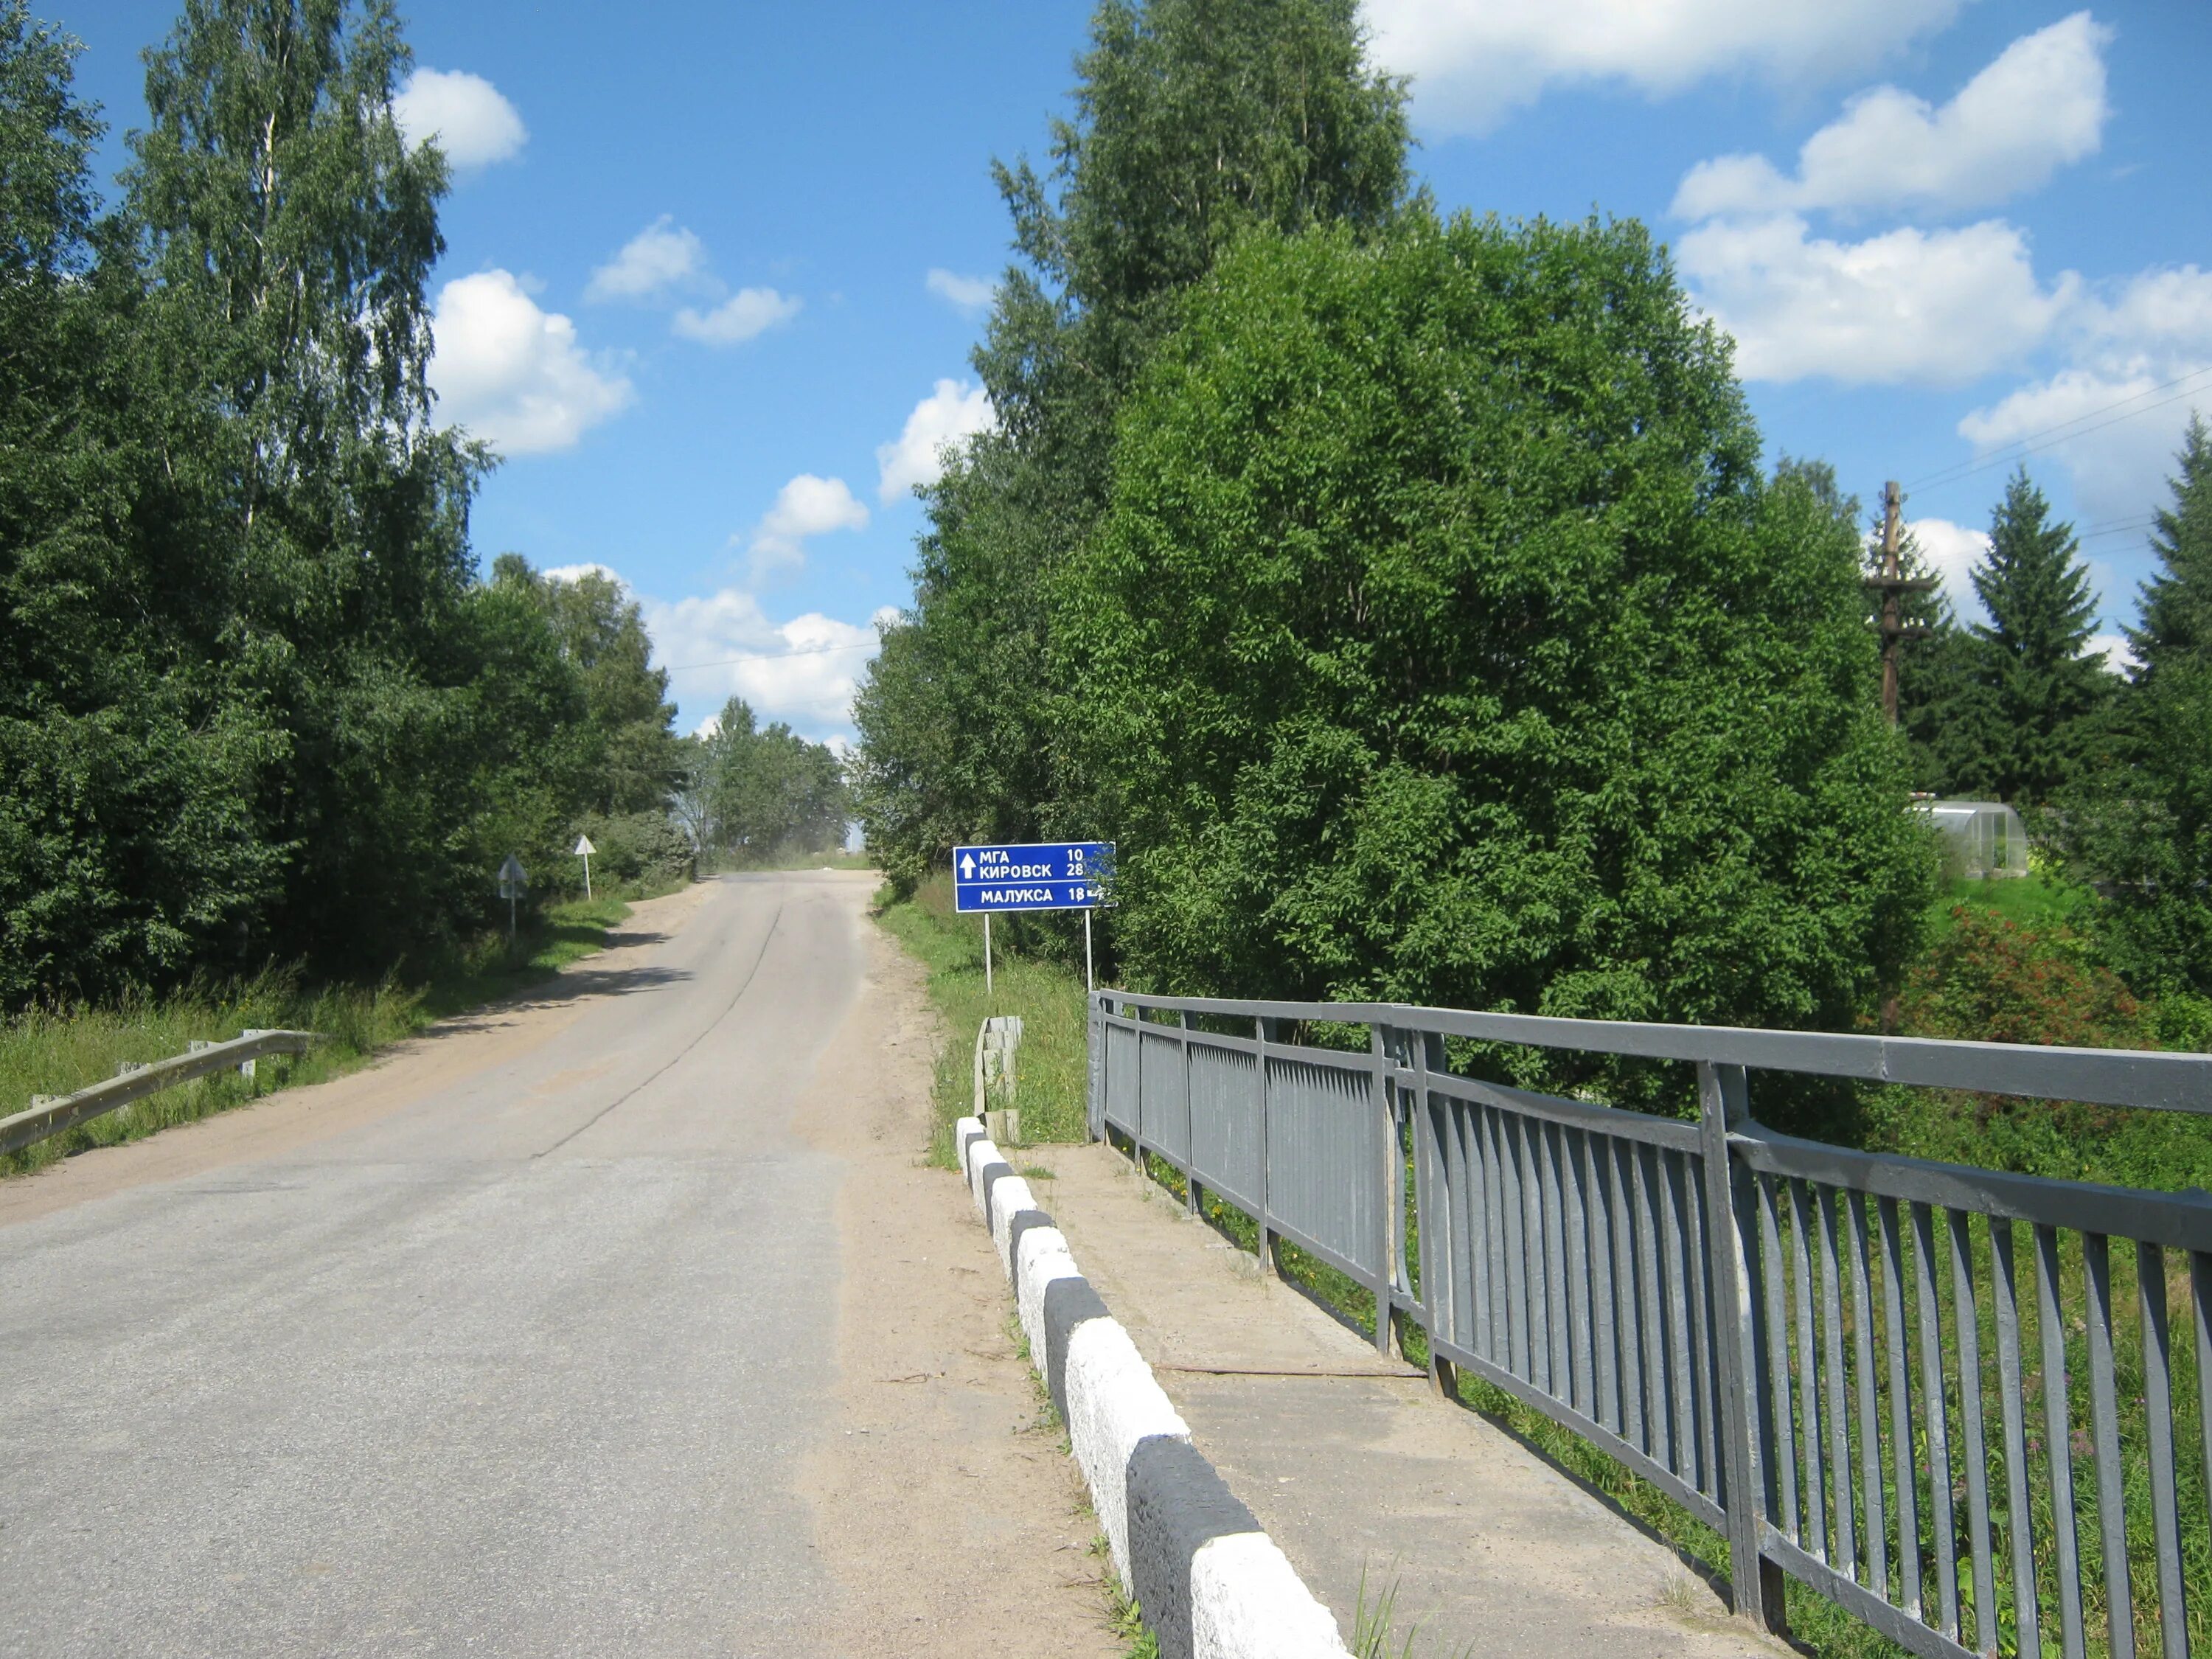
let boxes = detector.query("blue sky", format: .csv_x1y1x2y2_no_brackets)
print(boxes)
55,1,2212,742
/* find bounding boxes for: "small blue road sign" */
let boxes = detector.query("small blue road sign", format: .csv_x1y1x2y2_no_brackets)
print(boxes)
953,841,1113,914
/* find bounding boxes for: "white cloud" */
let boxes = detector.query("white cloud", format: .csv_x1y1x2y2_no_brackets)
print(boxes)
644,588,896,736
2085,632,2139,673
586,217,707,302
2081,265,2212,355
744,474,869,582
1952,268,2212,523
1364,0,1966,135
673,287,804,346
875,379,995,502
541,562,620,585
926,268,995,311
584,224,801,343
428,270,633,454
1672,14,2112,220
1958,367,2212,527
392,69,526,170
1677,215,2075,385
1898,515,1990,620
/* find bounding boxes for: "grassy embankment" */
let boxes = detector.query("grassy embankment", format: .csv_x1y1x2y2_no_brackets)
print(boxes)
875,869,2211,1659
0,883,681,1178
872,871,1092,1164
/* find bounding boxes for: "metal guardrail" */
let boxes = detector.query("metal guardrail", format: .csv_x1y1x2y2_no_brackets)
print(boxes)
1088,990,2212,1659
0,1029,320,1157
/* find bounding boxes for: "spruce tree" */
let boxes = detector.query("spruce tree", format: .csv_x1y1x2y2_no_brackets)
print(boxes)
1882,515,1996,797
2129,414,2212,675
2064,421,2212,995
1966,470,2109,804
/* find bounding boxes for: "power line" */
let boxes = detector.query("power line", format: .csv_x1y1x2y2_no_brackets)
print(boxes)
662,639,879,673
2078,512,2161,535
1905,365,2212,495
2079,518,2161,544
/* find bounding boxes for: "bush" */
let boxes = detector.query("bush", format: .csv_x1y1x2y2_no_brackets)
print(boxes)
545,812,694,898
1879,906,2212,1188
1902,905,2149,1049
1055,211,1932,1120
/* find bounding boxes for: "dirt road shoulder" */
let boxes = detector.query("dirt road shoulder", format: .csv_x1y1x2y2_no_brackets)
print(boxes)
794,918,1117,1657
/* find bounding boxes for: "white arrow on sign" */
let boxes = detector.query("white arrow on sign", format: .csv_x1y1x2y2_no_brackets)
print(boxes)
959,853,977,879
573,835,595,857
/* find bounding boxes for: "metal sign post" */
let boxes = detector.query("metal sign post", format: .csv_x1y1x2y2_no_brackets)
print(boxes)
574,833,597,900
953,841,1114,1001
497,854,527,945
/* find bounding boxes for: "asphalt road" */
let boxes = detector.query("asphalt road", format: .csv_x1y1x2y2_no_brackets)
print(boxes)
0,873,872,1658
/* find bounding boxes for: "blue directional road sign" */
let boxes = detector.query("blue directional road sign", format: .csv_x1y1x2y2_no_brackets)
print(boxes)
953,841,1113,914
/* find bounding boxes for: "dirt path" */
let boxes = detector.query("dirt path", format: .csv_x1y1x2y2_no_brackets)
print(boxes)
0,881,715,1231
796,921,1119,1656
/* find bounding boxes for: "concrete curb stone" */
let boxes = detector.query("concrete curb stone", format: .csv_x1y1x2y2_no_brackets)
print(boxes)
953,1111,1349,1659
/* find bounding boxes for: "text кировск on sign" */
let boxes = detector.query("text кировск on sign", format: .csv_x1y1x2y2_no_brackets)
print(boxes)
952,842,1114,914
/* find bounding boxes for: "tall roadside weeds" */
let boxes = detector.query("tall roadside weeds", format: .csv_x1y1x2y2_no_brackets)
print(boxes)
872,872,1092,1162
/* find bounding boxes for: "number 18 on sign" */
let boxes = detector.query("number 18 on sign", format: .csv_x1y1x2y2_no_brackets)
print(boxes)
953,841,1113,995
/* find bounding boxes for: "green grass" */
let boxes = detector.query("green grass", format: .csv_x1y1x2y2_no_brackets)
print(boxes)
1927,870,2094,934
1163,1130,2208,1659
1102,1534,1160,1659
872,872,1092,1162
1,881,681,1178
1352,1568,1475,1659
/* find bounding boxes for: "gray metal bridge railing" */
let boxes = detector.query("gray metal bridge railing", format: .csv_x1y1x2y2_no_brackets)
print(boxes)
1087,990,2212,1659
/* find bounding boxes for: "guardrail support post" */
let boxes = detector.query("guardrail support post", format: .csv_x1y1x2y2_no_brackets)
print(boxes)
1413,1026,1456,1398
1369,1020,1397,1356
1698,1060,1787,1638
1255,1016,1276,1277
1180,1009,1200,1217
1127,1001,1146,1174
1087,993,1103,1141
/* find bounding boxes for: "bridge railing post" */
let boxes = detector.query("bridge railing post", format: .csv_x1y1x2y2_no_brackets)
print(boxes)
1698,1060,1787,1638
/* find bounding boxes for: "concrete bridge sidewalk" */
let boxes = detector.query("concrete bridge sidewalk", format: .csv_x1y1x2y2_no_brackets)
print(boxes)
1023,1141,1792,1659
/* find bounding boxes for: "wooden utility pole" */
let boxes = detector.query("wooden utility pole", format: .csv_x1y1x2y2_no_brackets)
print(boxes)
1865,480,1936,726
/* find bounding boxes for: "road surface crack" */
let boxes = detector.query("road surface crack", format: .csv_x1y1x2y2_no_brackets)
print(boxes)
531,900,786,1158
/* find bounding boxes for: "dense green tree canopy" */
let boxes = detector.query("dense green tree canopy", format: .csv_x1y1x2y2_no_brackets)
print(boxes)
686,698,847,866
2059,422,2212,996
494,559,684,817
854,0,1411,887
1055,213,1933,1041
0,3,287,1001
0,1,684,1004
986,0,1409,480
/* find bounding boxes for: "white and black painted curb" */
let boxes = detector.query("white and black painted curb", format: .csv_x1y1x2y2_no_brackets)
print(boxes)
956,1113,1350,1659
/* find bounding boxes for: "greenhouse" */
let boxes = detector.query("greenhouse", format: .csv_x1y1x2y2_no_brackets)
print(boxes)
1921,799,2031,880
